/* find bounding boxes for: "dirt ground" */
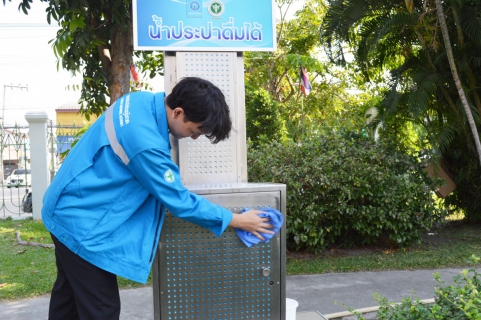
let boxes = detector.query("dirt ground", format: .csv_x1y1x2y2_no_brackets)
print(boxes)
285,220,481,260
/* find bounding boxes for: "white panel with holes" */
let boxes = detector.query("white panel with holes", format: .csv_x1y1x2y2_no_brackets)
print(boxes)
174,52,246,186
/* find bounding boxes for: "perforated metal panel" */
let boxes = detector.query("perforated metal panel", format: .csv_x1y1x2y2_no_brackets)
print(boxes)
177,52,236,109
164,52,247,186
153,184,287,320
182,138,236,184
157,52,286,319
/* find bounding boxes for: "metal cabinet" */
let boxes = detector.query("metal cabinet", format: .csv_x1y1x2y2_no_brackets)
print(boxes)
152,183,286,320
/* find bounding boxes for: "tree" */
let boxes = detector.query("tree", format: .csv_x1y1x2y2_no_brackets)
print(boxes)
245,0,368,142
434,0,481,166
320,0,481,219
245,85,285,145
3,0,163,117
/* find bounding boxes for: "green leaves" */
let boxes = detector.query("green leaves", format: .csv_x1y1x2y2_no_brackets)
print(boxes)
133,51,165,79
51,28,73,60
31,0,135,114
245,86,285,146
376,258,481,319
321,0,481,222
68,17,85,32
248,134,444,253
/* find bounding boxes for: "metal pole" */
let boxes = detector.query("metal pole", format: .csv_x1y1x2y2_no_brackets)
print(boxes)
2,85,5,130
2,84,29,128
49,120,55,181
1,84,28,179
1,86,4,182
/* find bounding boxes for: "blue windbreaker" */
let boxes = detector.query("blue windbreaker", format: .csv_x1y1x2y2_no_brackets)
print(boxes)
42,92,233,283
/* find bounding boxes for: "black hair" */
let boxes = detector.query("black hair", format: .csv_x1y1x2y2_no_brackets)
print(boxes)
166,77,232,144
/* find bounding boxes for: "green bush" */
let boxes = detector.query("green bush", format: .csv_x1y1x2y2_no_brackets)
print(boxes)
245,85,285,146
372,255,481,320
247,134,444,253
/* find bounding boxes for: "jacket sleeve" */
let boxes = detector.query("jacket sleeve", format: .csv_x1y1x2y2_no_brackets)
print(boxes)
126,148,233,237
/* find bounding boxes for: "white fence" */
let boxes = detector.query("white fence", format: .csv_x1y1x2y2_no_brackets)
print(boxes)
0,113,83,219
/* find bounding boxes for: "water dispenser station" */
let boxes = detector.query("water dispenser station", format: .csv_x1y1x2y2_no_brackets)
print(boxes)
133,1,287,318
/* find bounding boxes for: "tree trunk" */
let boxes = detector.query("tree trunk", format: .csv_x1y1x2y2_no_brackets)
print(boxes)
451,5,481,117
435,0,481,166
108,22,134,105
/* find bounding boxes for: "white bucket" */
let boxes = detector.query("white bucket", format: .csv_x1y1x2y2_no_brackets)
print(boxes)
286,298,299,320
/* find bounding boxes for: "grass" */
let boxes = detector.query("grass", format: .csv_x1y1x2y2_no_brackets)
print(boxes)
1,217,481,301
286,220,481,275
0,218,146,301
0,218,56,300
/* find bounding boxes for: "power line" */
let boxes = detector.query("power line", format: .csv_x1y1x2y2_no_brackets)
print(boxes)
0,36,54,40
0,23,58,28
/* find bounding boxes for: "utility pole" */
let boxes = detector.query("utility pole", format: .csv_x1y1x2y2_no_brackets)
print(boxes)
2,84,29,128
1,84,28,181
49,120,56,181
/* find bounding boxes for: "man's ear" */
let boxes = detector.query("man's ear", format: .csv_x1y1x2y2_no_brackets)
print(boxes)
172,107,184,119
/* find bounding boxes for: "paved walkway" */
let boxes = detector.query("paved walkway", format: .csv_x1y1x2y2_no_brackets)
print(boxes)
0,268,467,319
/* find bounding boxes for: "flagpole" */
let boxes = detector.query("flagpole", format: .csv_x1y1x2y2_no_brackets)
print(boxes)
301,95,304,138
299,65,312,140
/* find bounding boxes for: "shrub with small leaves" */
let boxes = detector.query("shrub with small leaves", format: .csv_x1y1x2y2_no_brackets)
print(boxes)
373,255,481,320
375,294,437,320
247,134,444,253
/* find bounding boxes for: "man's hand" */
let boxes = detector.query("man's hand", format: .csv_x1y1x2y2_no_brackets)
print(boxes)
229,210,275,241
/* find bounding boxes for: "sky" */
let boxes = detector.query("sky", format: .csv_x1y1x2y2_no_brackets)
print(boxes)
0,2,79,126
0,0,304,127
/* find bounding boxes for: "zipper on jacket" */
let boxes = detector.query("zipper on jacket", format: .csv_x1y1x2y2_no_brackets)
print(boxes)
149,204,164,263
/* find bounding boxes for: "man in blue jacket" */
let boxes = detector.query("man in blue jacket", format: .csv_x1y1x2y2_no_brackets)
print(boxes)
42,77,274,320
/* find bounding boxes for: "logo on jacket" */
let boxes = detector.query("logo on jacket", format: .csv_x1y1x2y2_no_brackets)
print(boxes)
164,170,175,183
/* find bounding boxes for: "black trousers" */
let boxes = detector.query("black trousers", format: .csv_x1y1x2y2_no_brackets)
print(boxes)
49,234,121,320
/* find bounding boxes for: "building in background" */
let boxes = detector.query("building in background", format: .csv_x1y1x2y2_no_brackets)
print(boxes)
55,101,99,154
0,101,99,183
47,101,99,180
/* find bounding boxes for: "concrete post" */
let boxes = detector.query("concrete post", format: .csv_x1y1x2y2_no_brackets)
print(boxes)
25,111,49,220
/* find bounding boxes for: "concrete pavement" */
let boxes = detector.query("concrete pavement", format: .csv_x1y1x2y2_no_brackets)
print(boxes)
0,267,467,319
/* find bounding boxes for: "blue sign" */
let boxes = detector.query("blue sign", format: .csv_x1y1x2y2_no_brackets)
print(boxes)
133,0,276,51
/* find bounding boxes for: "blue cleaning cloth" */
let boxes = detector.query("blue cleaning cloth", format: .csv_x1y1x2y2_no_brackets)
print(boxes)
235,208,284,247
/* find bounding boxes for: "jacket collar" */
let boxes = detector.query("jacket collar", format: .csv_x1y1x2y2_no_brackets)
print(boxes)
154,92,171,150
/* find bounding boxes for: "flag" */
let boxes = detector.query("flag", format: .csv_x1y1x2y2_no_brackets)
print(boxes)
130,63,141,89
300,66,312,96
